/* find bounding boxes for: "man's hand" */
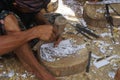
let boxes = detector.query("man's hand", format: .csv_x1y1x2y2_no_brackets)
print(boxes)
33,24,63,47
54,36,63,47
34,25,57,41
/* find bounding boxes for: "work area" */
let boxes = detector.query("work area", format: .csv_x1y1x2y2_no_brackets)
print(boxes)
0,0,120,80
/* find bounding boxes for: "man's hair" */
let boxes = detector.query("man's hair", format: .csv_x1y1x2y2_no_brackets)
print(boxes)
15,0,51,12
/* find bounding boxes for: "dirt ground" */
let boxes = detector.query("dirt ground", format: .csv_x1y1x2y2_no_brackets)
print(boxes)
1,0,120,80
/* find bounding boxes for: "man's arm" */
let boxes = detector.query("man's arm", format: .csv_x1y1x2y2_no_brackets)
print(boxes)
0,25,54,55
0,28,37,54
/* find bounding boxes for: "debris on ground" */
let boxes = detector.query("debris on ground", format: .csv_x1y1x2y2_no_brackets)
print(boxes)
1,0,120,80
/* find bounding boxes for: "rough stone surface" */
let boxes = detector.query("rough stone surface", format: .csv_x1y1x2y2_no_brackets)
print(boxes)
83,3,120,27
38,48,88,77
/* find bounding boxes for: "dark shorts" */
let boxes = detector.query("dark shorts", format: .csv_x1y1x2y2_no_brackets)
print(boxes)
0,10,26,35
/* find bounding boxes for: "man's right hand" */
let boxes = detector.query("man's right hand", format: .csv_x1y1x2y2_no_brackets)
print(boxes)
34,25,57,41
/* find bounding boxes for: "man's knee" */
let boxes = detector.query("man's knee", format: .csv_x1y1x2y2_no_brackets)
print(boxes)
4,14,21,32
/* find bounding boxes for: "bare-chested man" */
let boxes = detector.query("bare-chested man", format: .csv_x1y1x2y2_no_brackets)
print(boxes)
0,0,59,80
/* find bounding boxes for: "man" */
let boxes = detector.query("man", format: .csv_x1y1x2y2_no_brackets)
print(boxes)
0,0,59,80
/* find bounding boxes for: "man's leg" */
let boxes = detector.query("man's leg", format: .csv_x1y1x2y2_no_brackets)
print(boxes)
4,14,56,80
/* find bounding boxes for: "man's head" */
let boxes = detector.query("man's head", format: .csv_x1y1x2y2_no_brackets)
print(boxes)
14,0,50,13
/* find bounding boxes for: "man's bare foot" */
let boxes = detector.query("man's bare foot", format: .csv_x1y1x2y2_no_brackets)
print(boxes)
20,60,56,80
33,71,56,80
